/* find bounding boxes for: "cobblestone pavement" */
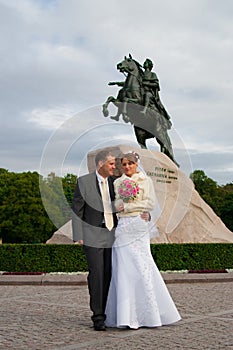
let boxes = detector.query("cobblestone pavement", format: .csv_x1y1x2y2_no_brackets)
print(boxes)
0,281,233,349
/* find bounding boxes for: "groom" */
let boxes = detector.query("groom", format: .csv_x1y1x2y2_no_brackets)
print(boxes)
72,150,118,331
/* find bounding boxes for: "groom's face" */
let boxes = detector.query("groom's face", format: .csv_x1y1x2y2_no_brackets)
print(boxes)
98,156,116,178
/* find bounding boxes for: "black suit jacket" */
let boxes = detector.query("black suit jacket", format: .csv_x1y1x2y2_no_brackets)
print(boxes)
72,172,117,248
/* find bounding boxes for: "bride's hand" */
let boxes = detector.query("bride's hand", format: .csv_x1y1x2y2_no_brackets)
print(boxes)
118,203,124,212
140,211,151,221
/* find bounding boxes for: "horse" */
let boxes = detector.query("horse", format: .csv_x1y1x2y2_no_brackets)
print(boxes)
102,54,144,123
102,55,177,165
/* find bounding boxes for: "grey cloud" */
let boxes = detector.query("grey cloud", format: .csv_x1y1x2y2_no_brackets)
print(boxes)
0,0,232,184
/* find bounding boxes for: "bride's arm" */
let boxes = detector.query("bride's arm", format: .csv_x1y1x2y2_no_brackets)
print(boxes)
113,179,124,212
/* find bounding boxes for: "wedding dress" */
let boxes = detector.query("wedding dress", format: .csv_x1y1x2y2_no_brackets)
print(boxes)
105,215,181,329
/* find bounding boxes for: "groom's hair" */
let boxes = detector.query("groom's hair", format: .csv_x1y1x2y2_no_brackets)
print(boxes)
95,150,113,166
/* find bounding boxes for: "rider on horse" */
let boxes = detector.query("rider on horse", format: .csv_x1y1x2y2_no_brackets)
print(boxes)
102,55,179,166
141,58,171,123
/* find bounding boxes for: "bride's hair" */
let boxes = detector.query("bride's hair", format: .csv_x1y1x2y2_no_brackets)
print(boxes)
121,151,140,164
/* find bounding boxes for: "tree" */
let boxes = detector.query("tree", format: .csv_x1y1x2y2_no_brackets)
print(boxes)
219,183,233,232
190,170,233,232
62,173,77,206
0,169,79,243
40,172,76,229
0,170,56,243
190,170,222,216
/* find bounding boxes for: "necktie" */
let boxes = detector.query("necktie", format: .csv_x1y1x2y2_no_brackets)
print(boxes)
101,179,114,231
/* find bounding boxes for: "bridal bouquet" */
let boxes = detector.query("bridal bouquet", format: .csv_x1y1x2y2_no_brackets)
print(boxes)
118,179,140,203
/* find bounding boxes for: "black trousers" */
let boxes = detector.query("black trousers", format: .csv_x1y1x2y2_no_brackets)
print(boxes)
83,245,112,323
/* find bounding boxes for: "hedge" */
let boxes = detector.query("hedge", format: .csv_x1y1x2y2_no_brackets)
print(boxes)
0,243,232,272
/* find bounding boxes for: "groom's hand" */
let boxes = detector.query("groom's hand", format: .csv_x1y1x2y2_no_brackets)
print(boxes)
74,240,84,245
140,211,151,222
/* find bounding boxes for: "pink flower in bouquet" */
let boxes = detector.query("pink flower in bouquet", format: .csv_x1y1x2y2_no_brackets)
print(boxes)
126,182,133,189
119,188,124,196
118,179,140,203
132,188,138,195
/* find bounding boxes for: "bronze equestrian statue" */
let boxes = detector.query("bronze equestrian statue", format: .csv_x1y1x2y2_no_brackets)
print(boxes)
102,54,179,166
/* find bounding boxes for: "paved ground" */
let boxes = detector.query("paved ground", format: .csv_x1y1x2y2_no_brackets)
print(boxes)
0,274,233,349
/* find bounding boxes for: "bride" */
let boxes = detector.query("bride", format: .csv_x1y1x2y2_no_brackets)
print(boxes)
105,152,181,329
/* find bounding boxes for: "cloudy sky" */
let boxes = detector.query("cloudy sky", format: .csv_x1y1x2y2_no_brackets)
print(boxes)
0,0,232,184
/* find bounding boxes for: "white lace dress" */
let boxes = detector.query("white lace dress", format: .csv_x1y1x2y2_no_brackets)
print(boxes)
105,215,181,329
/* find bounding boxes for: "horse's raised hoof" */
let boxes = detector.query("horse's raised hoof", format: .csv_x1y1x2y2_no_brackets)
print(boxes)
140,145,147,149
110,115,120,121
102,105,109,117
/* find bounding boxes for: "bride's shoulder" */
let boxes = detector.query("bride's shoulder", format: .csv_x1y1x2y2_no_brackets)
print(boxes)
133,171,146,180
114,174,125,185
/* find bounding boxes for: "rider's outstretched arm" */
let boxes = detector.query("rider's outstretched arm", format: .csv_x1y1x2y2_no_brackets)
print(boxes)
108,81,124,86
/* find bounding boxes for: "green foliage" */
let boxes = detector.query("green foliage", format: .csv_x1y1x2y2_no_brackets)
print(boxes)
150,243,233,270
0,169,56,243
40,172,72,229
0,169,78,244
190,170,233,231
219,192,233,231
0,244,232,272
0,244,87,272
190,170,221,215
62,173,77,206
